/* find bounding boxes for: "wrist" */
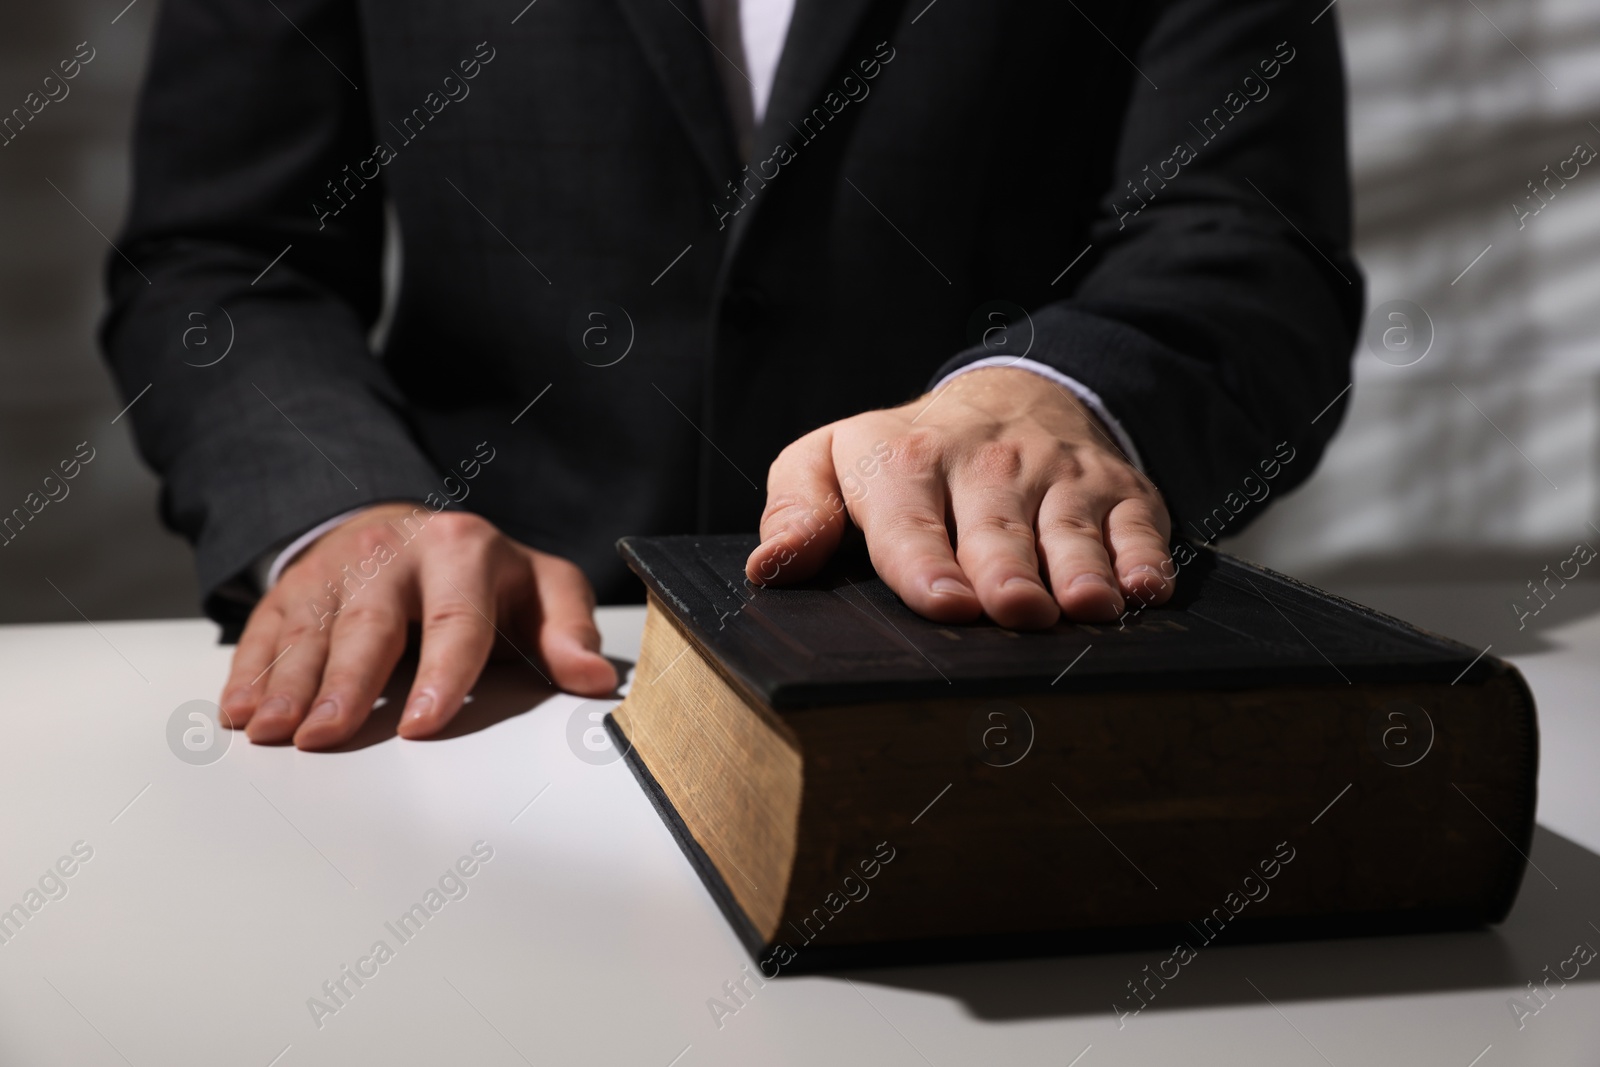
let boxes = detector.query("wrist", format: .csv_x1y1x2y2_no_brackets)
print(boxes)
933,361,1143,472
933,365,1113,444
270,501,431,587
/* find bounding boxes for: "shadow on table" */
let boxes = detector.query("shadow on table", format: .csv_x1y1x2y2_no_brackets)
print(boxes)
850,826,1599,1020
328,654,632,751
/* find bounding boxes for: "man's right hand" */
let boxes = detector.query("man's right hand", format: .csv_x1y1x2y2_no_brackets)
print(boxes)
217,503,618,750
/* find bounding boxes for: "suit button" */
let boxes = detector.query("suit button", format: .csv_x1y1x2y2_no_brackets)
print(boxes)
721,286,768,329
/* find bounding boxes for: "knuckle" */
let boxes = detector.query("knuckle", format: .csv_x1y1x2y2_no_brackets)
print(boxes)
1116,491,1171,533
428,511,494,547
965,441,1025,483
348,523,398,559
964,512,1035,541
763,495,837,537
1041,511,1102,540
423,599,486,632
279,621,318,647
1110,522,1163,548
880,431,941,474
880,507,947,539
761,493,811,525
339,602,406,632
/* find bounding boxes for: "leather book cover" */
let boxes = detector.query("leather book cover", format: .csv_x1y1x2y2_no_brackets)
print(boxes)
617,534,1495,705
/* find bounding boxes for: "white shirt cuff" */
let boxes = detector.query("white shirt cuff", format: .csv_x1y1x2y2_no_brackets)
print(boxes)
255,506,372,592
932,356,1146,474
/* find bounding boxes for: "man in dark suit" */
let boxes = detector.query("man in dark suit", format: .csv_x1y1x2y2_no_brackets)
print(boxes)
102,0,1360,749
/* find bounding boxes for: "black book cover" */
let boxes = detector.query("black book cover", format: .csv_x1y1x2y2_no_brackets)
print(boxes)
617,533,1494,708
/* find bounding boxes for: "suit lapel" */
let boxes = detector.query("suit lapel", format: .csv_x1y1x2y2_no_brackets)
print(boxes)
756,0,883,157
613,0,743,187
717,0,886,261
613,0,891,268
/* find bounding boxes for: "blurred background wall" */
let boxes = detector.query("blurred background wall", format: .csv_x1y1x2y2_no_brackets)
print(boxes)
1228,0,1600,585
1,0,1596,624
0,1,193,622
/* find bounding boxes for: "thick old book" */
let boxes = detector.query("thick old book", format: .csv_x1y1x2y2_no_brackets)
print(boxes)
609,534,1537,975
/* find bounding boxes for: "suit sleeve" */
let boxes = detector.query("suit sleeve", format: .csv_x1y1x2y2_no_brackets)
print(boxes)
933,0,1363,536
100,0,445,628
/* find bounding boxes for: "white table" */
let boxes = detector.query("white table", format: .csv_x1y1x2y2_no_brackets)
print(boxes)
1,590,1596,1066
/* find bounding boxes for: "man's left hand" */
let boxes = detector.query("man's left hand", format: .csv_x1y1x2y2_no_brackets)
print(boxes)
745,366,1175,627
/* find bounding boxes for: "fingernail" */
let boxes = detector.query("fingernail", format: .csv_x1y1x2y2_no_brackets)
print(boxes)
304,699,338,726
403,692,434,724
222,686,252,710
255,695,291,723
1127,564,1165,583
930,577,974,597
1003,576,1044,592
1070,572,1114,590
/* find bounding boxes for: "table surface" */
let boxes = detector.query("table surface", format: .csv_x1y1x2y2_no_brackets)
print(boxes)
1,583,1597,1067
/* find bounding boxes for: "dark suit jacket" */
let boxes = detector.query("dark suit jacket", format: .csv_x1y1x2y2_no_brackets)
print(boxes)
102,0,1361,627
